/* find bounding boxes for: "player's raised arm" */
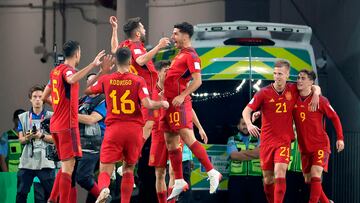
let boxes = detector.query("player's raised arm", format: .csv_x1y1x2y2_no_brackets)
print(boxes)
135,37,170,66
66,50,106,84
110,16,119,54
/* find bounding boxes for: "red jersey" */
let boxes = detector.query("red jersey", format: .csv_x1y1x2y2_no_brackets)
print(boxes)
247,83,298,146
118,40,158,95
163,47,201,100
293,95,343,153
90,72,149,126
48,64,79,132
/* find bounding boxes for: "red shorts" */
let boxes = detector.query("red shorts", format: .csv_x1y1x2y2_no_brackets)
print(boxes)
100,122,143,165
149,131,168,167
160,100,193,133
260,144,291,171
301,149,330,173
52,128,82,160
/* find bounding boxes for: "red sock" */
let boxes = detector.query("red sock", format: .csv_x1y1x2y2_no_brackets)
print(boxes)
264,183,274,203
121,172,134,203
89,182,100,198
274,178,286,203
156,191,167,203
167,187,176,203
309,177,322,203
68,186,77,203
59,172,72,203
168,148,183,179
98,172,111,190
189,141,213,172
319,187,330,203
48,169,61,202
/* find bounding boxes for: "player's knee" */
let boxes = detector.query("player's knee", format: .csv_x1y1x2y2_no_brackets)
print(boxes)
179,129,196,145
310,166,323,178
123,164,135,173
274,164,287,178
263,176,274,184
155,168,166,180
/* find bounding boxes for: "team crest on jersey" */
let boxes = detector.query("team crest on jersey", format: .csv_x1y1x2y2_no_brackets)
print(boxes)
285,91,292,101
300,105,305,108
53,69,60,76
269,98,275,103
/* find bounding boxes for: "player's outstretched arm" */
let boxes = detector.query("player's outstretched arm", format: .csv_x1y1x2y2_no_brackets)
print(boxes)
141,98,169,110
192,108,208,144
110,16,119,54
86,55,114,87
135,37,170,66
242,106,260,138
78,111,103,125
66,50,106,84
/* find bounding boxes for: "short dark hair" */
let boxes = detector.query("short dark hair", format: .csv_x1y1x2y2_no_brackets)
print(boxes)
155,60,171,71
28,84,44,99
86,73,97,81
63,40,80,58
174,22,194,37
13,109,25,120
115,47,131,65
274,60,290,70
123,17,142,38
299,69,317,81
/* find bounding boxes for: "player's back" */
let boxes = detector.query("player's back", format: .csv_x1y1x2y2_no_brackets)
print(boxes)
102,72,147,126
49,64,79,132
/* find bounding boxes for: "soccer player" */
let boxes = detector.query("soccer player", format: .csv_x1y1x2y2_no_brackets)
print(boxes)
150,60,208,203
242,60,320,203
85,48,169,203
294,70,344,203
109,16,170,143
161,22,221,200
42,40,106,203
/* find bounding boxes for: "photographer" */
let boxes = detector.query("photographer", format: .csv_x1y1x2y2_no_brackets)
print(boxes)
16,85,55,203
76,73,106,201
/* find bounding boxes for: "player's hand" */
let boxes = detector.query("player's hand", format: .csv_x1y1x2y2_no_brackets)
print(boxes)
157,37,170,49
161,100,169,109
109,16,118,28
92,50,106,67
252,111,261,123
172,95,185,107
336,140,344,152
247,123,261,138
199,128,208,144
101,54,114,74
309,93,320,112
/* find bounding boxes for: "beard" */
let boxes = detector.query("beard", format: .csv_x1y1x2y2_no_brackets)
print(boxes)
140,34,146,43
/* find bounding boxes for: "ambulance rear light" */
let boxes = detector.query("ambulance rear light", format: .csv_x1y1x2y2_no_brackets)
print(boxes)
224,38,275,46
